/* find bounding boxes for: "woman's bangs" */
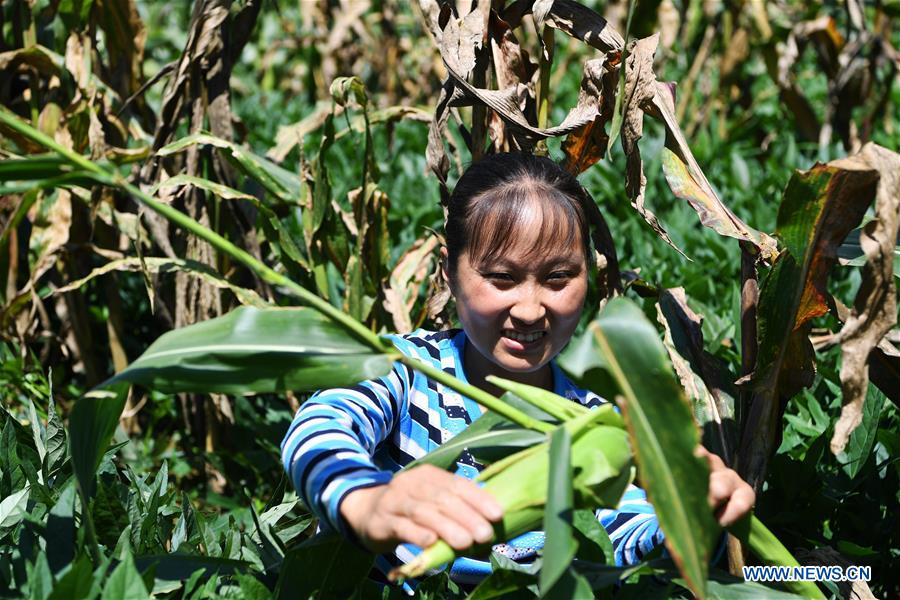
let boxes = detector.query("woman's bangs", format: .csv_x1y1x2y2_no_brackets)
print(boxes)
466,186,584,268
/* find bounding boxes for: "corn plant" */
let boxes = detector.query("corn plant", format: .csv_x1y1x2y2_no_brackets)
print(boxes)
1,1,898,598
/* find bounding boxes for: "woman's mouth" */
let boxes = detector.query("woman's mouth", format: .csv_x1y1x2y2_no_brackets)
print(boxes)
501,329,547,351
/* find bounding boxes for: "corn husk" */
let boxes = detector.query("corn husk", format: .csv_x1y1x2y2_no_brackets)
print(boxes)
390,415,633,581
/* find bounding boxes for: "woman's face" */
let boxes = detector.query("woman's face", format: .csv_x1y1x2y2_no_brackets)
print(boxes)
445,211,588,384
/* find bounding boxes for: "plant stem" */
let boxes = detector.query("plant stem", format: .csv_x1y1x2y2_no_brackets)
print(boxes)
728,514,826,600
400,357,554,433
75,481,102,564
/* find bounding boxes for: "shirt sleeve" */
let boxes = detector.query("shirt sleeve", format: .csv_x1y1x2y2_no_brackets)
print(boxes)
280,360,412,536
595,484,666,566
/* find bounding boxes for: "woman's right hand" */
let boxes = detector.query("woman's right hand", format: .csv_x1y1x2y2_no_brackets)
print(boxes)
339,464,504,554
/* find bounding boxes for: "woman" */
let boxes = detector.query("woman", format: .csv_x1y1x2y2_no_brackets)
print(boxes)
281,153,754,586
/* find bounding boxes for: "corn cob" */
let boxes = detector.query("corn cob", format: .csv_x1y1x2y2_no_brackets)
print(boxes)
390,410,634,581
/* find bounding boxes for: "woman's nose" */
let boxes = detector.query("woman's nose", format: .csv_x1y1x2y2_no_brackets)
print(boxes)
509,289,546,324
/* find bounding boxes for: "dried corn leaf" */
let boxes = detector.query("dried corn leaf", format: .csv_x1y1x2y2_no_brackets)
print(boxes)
831,144,900,454
738,146,883,489
543,0,625,53
620,34,685,258
648,82,779,260
656,288,736,462
51,256,268,308
383,235,440,333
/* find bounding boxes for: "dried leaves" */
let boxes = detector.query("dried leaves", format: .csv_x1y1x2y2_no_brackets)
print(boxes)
737,143,897,489
620,34,684,258
830,144,900,454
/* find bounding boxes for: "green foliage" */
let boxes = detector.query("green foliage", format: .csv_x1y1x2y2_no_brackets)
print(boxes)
0,0,897,598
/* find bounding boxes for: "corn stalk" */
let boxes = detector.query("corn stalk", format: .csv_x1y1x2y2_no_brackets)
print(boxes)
0,106,824,599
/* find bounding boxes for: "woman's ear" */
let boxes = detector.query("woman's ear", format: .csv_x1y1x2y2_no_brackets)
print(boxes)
440,246,452,290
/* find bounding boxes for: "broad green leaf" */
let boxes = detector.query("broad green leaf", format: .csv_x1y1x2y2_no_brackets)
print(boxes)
101,554,149,600
27,552,53,600
156,133,301,205
274,534,373,599
105,307,392,394
729,515,825,599
740,156,879,488
44,398,67,475
543,567,593,599
233,573,272,600
47,555,93,600
408,411,545,471
45,484,76,573
539,426,577,595
468,568,538,600
0,487,29,529
132,555,250,582
703,579,806,599
561,298,716,599
69,384,128,498
0,414,25,497
572,509,614,565
839,384,886,479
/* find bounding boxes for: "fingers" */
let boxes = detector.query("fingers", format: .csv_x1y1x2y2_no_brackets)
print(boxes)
716,479,756,527
403,471,501,550
390,517,438,549
451,476,504,522
696,446,756,527
379,465,504,551
403,500,477,550
701,451,755,527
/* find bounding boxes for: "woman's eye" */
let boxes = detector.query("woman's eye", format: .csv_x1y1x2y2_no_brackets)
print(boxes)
547,271,573,281
485,272,513,282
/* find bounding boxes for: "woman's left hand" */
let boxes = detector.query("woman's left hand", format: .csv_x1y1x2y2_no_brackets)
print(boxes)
696,446,756,527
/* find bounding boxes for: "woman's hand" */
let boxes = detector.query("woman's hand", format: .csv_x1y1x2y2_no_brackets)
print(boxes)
339,464,504,554
697,446,755,527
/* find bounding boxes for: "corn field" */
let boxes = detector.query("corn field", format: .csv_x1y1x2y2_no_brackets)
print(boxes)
0,1,898,598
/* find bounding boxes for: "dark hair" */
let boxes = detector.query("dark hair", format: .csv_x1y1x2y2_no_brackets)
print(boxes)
444,153,593,276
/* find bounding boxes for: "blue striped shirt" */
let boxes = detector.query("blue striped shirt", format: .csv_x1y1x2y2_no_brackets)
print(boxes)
281,329,664,584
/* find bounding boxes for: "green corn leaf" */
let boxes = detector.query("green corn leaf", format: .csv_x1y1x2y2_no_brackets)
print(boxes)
69,384,129,499
407,411,545,471
540,426,577,595
703,579,807,599
101,553,149,600
0,487,29,530
839,384,887,479
156,132,301,205
132,555,251,583
104,306,393,394
572,509,614,565
560,297,717,599
274,534,373,600
729,515,826,599
47,555,93,600
0,153,71,180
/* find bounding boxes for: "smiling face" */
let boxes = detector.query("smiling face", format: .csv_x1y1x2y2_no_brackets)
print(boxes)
445,199,589,390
